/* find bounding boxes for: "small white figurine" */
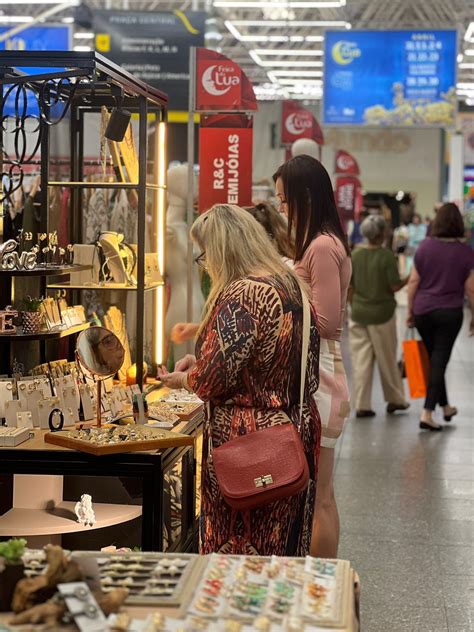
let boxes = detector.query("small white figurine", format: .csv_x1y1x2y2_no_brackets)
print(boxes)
74,493,96,527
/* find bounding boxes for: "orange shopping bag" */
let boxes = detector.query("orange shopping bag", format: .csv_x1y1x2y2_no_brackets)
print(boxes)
402,332,430,399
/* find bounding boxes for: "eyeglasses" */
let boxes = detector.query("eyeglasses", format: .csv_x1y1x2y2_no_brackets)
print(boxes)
194,251,207,269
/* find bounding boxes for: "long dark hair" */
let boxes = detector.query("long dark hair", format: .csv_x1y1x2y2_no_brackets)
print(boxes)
244,202,295,260
273,155,350,261
431,203,465,239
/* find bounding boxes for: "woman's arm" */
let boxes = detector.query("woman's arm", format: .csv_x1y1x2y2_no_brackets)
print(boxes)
301,236,343,339
464,270,474,336
406,265,421,327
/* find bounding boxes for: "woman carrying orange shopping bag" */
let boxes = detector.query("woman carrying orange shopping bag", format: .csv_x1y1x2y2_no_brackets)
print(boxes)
407,203,474,431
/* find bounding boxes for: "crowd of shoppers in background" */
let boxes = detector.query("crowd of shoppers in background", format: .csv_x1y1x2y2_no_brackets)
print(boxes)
163,155,473,558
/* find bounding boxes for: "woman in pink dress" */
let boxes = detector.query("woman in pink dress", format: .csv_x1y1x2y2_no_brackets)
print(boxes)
274,155,352,558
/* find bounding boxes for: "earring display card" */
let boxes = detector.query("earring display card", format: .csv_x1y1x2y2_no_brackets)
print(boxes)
58,386,79,422
4,399,25,427
0,380,14,418
71,553,200,609
37,397,62,429
25,390,43,427
17,380,31,403
57,581,106,632
80,385,96,421
33,377,53,399
16,411,34,429
55,376,80,408
63,407,76,427
109,389,123,417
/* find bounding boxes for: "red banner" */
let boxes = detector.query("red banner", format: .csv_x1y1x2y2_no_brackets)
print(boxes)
199,115,253,213
334,150,360,176
335,176,362,222
281,101,324,146
196,48,258,112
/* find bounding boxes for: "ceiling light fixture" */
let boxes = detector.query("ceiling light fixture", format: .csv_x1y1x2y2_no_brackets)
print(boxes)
253,48,323,55
62,16,74,23
73,31,94,39
459,63,474,69
457,53,463,63
465,49,474,56
0,16,33,22
73,45,92,52
250,53,324,67
457,82,474,89
231,19,349,27
465,22,474,42
215,0,345,7
277,79,323,86
224,21,326,42
268,70,323,77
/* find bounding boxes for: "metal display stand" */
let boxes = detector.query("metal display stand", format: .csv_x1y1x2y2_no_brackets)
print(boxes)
0,51,168,386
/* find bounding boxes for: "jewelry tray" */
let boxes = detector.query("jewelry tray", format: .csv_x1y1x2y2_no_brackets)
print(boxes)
44,427,194,455
71,552,204,610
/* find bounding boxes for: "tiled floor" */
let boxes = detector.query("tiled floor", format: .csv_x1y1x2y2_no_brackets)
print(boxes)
336,308,474,632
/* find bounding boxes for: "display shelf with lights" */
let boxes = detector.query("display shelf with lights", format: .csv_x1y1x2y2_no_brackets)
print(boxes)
0,52,168,386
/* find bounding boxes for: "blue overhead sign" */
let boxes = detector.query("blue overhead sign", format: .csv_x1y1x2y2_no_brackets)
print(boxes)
323,30,457,127
0,25,71,116
0,24,71,56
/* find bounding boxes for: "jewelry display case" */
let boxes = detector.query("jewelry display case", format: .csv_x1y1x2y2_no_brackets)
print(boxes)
0,51,168,386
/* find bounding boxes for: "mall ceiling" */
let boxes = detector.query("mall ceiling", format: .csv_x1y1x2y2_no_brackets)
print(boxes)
5,0,474,102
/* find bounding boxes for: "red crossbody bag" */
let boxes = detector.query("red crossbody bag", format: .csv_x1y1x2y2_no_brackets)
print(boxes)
212,287,311,511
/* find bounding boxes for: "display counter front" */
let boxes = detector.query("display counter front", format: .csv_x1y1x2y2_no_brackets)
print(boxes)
0,550,360,632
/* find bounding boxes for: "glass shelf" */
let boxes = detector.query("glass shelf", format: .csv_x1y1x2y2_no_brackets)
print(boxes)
0,265,91,277
0,322,90,342
46,280,164,292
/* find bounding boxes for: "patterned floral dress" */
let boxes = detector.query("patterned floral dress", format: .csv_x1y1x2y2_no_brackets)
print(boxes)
188,275,321,556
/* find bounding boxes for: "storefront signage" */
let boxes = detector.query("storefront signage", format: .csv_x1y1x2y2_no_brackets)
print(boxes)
334,150,360,176
94,10,206,111
198,116,253,212
335,175,361,221
281,101,324,145
324,30,457,126
195,48,257,112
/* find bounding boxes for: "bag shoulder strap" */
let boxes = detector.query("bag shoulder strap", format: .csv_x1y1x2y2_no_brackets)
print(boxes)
299,288,311,423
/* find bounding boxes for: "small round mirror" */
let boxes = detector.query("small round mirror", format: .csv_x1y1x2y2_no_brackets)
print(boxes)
76,326,125,379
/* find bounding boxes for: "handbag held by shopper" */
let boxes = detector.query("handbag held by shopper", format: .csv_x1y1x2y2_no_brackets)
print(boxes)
212,286,311,511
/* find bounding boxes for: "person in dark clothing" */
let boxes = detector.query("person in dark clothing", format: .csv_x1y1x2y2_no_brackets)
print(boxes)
407,203,474,431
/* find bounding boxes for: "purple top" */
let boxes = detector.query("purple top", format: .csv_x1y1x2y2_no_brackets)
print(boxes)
414,238,474,315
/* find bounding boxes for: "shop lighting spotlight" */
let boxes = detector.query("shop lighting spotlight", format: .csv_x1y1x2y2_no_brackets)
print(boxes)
104,90,131,143
396,191,404,201
105,108,131,142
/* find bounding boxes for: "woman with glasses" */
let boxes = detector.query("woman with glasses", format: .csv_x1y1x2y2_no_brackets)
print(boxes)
159,204,321,556
170,202,295,345
274,155,352,559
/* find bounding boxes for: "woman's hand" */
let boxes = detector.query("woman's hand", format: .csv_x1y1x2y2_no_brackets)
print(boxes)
170,322,199,344
406,312,415,328
175,354,196,372
157,366,188,390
